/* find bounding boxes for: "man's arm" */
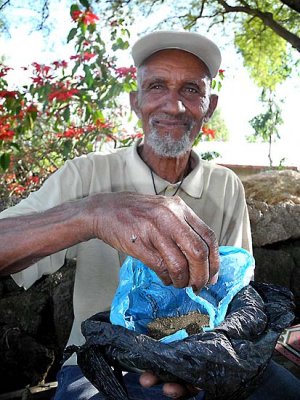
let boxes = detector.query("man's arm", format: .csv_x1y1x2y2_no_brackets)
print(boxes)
0,197,90,275
0,192,219,291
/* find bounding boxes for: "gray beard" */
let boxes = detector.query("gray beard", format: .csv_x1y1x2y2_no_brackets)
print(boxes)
146,128,194,157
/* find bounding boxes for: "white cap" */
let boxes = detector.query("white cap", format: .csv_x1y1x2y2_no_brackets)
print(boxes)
132,30,222,78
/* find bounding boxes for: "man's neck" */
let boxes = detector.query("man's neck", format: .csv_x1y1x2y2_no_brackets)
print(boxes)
138,144,192,183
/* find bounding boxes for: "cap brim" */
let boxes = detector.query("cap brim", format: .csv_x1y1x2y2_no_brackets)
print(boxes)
132,31,221,78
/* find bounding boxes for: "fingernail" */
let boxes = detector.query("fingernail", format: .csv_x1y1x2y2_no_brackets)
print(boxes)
209,274,219,285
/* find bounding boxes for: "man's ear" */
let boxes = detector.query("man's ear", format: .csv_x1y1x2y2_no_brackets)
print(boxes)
203,94,218,123
130,91,141,119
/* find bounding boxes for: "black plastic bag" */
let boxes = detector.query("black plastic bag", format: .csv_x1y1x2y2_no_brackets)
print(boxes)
65,282,295,400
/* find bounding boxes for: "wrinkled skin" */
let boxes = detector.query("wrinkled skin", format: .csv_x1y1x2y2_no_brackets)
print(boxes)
0,192,219,293
130,49,218,183
90,192,219,290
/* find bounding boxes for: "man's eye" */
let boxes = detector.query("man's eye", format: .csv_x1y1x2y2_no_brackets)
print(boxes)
149,83,163,90
185,87,199,94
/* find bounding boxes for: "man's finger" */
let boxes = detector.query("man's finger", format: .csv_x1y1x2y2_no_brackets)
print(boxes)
183,215,219,287
163,382,201,399
139,371,161,388
150,234,189,288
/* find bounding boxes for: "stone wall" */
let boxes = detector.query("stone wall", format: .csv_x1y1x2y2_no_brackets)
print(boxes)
242,170,300,319
0,168,299,394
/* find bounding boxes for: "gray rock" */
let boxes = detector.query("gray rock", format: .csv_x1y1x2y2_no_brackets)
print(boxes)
248,200,300,246
243,170,300,246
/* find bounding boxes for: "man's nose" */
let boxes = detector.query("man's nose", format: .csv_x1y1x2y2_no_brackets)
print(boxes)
162,91,186,114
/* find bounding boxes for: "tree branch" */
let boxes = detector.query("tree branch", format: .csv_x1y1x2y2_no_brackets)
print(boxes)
217,0,300,51
0,0,10,11
37,0,50,31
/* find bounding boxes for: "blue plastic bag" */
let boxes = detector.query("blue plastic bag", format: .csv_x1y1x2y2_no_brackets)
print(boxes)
110,246,255,342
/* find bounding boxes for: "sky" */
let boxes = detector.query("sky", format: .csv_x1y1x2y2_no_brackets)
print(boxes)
1,0,299,167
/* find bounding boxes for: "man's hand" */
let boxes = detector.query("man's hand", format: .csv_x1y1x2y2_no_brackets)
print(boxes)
140,371,202,399
88,192,219,292
0,191,219,291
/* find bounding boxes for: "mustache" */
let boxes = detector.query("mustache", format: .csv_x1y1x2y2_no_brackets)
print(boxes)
150,113,195,127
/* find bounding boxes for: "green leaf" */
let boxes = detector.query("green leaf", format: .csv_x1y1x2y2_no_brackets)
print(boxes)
79,0,90,8
93,109,104,122
85,105,91,122
83,64,94,88
9,142,21,153
72,62,80,76
62,140,73,159
67,28,78,43
88,23,96,34
80,22,87,35
70,4,80,15
112,38,129,51
86,142,94,152
0,153,10,171
63,107,71,122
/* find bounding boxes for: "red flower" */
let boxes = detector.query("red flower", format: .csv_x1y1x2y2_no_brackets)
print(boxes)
82,10,99,25
48,88,79,102
26,176,40,185
42,65,51,75
31,76,44,85
0,90,18,98
32,62,42,72
70,55,81,61
53,60,68,69
82,52,96,61
115,66,136,79
72,9,99,25
95,119,113,129
0,65,13,78
57,126,84,138
219,69,225,74
202,126,216,139
26,104,38,113
0,124,15,140
8,183,26,195
71,10,82,22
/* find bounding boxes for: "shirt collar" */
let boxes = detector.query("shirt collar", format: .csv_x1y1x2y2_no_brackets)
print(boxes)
126,139,204,198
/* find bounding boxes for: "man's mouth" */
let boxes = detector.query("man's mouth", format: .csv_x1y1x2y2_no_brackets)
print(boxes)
150,114,191,129
153,118,187,127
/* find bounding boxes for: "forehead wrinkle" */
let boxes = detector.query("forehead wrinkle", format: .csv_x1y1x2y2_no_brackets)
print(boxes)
137,67,210,91
137,52,211,92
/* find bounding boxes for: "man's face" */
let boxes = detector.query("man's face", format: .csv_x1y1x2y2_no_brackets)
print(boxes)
131,49,218,157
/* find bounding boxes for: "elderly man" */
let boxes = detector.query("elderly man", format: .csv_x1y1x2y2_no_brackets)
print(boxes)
0,31,299,399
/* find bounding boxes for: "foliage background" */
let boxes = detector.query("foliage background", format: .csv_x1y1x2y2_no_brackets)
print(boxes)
0,0,299,199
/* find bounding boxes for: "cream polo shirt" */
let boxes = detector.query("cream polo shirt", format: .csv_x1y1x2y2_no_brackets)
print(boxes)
0,140,252,365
